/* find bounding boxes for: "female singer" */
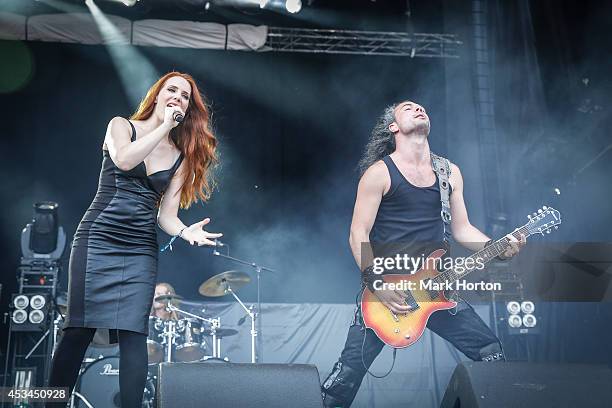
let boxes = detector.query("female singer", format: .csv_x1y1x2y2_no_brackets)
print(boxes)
48,72,221,407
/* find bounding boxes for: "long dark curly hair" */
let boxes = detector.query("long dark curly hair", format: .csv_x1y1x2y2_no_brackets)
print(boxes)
357,103,399,175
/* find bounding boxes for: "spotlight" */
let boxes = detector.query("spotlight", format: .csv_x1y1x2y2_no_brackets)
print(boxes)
520,301,535,314
259,0,269,8
285,0,301,13
21,201,66,260
12,310,28,325
29,310,45,325
120,0,139,6
30,295,46,310
14,295,29,310
506,301,520,315
508,314,522,328
523,314,537,328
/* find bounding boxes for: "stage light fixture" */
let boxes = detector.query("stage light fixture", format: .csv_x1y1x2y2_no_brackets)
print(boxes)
506,301,520,315
522,314,537,328
259,0,268,8
10,294,51,331
520,300,535,314
14,295,29,309
504,299,539,334
21,201,66,260
508,314,522,328
285,0,301,13
12,309,28,325
30,295,46,310
29,309,45,324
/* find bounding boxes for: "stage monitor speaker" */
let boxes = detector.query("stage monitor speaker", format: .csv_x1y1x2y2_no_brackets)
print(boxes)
441,362,612,408
157,362,324,408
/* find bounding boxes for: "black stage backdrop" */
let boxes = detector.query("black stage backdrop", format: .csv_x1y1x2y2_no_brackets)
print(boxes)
0,41,448,305
1,0,612,369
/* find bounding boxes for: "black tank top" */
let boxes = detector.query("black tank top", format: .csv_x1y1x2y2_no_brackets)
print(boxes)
369,156,446,256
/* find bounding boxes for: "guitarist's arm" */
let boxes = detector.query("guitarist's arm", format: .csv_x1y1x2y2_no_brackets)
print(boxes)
350,161,410,314
448,163,525,256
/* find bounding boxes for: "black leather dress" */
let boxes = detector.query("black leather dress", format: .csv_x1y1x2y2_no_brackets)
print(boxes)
65,120,183,335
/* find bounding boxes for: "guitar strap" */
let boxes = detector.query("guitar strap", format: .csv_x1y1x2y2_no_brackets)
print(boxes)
430,153,461,307
430,152,452,243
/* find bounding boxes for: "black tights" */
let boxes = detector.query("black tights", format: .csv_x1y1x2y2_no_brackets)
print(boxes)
47,327,147,407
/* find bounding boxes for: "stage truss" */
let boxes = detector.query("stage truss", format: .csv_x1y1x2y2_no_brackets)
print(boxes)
266,27,462,58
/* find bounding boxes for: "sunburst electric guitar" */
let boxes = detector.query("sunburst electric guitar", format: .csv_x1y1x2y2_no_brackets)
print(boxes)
361,206,562,348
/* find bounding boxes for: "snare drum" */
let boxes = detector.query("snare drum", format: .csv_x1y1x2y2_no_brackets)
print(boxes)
147,316,164,364
175,318,206,362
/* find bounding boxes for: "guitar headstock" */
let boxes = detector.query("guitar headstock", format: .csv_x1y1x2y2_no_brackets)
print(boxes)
526,206,562,236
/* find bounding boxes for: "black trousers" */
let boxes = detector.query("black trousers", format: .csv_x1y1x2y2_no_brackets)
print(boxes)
321,299,504,407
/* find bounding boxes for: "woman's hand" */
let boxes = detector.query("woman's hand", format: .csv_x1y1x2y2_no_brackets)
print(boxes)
163,105,185,129
181,218,223,246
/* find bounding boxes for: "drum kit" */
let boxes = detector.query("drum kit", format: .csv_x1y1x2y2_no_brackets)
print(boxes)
57,270,256,408
145,271,249,365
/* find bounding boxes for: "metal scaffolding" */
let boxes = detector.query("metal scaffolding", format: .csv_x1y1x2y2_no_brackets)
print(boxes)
266,27,462,58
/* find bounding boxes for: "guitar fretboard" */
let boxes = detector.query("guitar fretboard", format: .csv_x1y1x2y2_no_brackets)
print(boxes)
432,224,531,284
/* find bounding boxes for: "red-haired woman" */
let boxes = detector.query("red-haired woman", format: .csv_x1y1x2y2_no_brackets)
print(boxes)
48,72,222,407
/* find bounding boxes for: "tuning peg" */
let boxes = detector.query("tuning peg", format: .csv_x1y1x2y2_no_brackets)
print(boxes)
527,214,532,220
543,206,548,210
533,212,537,216
546,230,551,234
538,209,543,213
554,226,558,229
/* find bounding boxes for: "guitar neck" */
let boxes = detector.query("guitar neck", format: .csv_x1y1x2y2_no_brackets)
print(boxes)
435,224,531,283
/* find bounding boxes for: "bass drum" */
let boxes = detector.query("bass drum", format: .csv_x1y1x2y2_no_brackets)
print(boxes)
74,356,155,408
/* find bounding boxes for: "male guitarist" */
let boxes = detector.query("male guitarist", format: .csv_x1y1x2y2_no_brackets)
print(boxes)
321,101,526,407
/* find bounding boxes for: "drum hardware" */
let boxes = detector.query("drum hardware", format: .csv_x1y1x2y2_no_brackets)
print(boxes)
153,294,183,303
161,320,177,363
208,249,276,363
164,303,224,360
203,328,238,337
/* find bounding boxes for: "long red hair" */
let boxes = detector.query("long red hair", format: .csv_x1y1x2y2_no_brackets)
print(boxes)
131,72,218,208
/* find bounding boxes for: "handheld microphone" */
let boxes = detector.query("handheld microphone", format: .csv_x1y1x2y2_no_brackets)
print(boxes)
173,111,184,123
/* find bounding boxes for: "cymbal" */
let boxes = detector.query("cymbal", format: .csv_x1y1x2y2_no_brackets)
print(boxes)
198,271,251,297
205,328,238,338
154,294,183,303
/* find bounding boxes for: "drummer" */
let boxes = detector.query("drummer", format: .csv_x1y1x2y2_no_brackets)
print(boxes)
151,282,180,321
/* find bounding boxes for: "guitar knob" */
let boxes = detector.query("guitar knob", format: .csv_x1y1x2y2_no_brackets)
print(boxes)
405,335,411,339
